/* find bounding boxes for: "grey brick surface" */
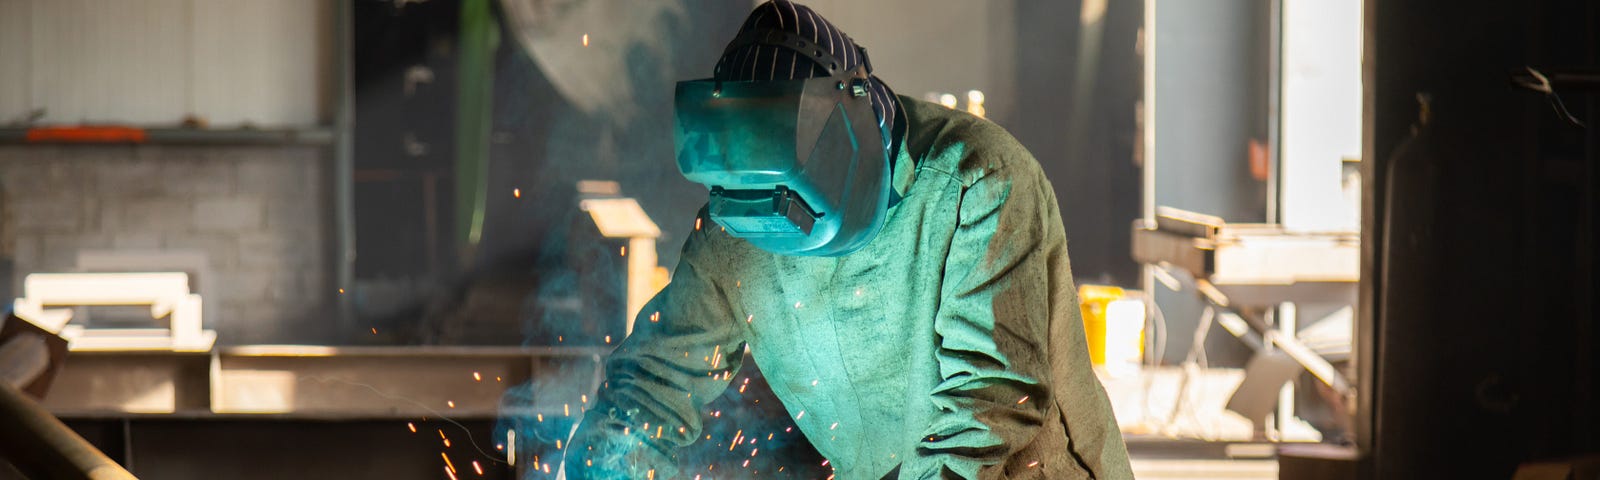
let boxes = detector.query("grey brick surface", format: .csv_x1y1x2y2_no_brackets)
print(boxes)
112,232,164,249
161,156,235,195
92,156,166,198
238,231,316,268
2,144,333,344
161,233,241,269
262,192,320,231
194,196,265,232
110,197,193,232
0,147,87,195
214,270,275,304
7,194,85,231
38,233,112,271
235,147,320,196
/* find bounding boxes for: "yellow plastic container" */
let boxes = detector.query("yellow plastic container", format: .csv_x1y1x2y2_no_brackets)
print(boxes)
1077,285,1125,365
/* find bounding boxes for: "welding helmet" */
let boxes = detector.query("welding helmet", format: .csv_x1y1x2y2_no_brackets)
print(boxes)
674,30,891,257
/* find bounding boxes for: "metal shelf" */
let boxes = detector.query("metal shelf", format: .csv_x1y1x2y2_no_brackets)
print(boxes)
0,127,335,146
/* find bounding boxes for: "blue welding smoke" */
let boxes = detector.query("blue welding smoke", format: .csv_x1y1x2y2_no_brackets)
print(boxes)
493,356,825,479
481,1,831,478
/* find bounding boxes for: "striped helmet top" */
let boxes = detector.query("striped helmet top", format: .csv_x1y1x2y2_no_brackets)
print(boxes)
716,0,902,158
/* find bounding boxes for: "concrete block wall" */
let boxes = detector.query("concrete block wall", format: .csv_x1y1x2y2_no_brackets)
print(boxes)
0,145,332,344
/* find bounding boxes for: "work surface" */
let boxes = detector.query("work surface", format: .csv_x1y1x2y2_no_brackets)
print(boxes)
39,348,1294,479
42,346,607,419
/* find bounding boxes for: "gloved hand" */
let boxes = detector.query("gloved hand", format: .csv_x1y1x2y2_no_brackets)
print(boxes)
564,409,680,480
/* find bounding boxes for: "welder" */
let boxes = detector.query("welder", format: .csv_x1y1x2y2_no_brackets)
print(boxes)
566,1,1132,478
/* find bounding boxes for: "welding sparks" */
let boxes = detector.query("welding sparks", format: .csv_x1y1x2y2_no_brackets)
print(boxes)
604,335,611,344
445,466,458,480
407,422,416,433
1017,395,1030,404
1028,460,1041,468
472,460,483,476
620,246,626,256
472,372,481,381
582,33,589,46
506,430,515,465
370,327,377,334
447,400,455,408
694,217,702,230
512,188,521,198
441,452,457,474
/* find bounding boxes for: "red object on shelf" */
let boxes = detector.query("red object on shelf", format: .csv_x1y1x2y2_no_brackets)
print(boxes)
24,126,147,143
1248,138,1270,181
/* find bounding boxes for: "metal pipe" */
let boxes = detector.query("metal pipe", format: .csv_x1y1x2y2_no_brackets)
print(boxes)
0,382,137,480
333,0,357,340
454,0,498,265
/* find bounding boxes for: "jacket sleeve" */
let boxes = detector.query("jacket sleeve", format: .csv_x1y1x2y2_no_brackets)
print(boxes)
904,168,1058,480
565,211,746,480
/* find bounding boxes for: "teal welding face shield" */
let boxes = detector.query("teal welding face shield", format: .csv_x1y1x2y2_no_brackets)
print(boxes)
674,48,890,257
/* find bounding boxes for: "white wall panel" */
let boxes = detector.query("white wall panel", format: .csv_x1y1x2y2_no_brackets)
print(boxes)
193,0,330,127
1280,0,1363,232
0,0,329,128
0,0,33,123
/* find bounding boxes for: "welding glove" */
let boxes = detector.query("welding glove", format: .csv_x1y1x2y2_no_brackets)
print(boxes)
563,407,680,480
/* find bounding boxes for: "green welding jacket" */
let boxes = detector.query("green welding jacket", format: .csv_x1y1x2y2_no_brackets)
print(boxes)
566,97,1133,480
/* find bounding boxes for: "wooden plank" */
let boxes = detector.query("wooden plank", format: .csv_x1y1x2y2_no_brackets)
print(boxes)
24,272,190,306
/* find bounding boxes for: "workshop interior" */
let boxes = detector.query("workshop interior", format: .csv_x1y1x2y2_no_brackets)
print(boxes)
0,0,1596,479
